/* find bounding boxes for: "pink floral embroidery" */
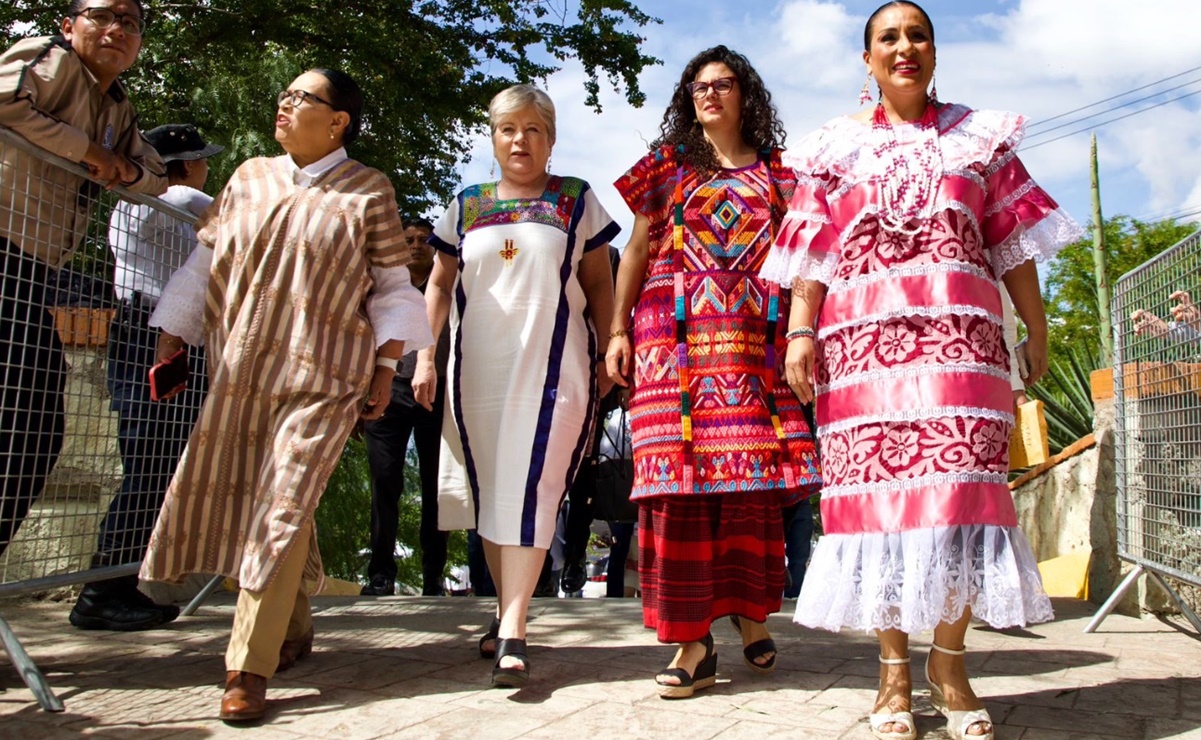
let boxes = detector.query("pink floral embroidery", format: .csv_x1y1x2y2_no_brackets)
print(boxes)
822,434,850,479
836,209,992,279
780,121,1078,535
881,426,921,469
970,420,1007,462
875,227,917,262
822,417,1010,485
825,315,1007,381
877,324,918,364
967,318,1003,359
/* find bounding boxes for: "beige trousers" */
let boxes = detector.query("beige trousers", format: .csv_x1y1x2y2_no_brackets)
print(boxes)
225,519,314,678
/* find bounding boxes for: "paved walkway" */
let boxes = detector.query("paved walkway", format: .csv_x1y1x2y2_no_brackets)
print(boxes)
1,594,1199,739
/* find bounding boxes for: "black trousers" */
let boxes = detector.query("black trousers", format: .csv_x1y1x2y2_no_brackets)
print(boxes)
363,378,447,594
0,236,66,557
562,387,623,567
781,497,814,598
97,297,207,565
562,459,596,567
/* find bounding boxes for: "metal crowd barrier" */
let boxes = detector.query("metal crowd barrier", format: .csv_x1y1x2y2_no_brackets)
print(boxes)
0,124,209,710
1086,228,1201,635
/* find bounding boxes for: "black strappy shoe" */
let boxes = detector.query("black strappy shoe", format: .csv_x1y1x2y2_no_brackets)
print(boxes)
491,638,530,688
730,615,778,674
656,633,717,699
478,616,501,660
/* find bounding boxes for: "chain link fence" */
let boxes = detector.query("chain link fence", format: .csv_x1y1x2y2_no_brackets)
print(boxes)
0,125,206,709
1087,228,1201,634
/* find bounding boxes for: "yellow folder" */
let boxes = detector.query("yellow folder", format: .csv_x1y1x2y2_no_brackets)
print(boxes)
1009,399,1050,470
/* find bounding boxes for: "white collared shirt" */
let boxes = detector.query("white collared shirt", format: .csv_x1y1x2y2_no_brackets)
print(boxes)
288,147,348,187
108,185,214,303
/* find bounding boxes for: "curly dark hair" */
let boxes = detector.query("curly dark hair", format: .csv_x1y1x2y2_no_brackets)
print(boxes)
650,46,786,179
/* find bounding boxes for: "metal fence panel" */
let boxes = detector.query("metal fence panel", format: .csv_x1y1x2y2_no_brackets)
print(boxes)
1112,228,1201,589
0,125,203,598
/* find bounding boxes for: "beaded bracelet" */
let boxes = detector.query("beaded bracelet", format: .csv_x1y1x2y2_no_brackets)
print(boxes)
609,328,629,339
785,326,816,341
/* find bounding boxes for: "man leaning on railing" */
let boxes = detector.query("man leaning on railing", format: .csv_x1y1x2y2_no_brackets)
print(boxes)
67,123,221,632
0,0,166,557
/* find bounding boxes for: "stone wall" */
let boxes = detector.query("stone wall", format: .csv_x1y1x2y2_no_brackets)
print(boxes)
1,346,119,585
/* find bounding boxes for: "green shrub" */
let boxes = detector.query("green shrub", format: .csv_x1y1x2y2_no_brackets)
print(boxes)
1026,343,1102,456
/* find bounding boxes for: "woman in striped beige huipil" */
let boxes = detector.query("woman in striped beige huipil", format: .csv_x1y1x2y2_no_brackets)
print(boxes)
140,68,432,723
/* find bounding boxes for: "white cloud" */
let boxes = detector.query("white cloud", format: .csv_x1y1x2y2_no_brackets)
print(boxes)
985,0,1197,86
771,1,862,89
445,0,1201,235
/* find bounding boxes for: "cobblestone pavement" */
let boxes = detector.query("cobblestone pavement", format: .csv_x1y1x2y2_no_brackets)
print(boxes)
1,595,1199,739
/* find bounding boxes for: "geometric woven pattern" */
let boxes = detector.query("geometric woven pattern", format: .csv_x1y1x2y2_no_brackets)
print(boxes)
614,146,822,500
686,172,772,269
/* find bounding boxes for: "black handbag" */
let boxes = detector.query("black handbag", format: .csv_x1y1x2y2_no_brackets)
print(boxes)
590,408,638,523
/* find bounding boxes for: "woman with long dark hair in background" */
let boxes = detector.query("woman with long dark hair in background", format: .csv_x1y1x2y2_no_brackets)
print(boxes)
607,46,821,699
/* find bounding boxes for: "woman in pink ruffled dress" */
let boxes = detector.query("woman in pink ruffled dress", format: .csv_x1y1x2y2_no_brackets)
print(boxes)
759,3,1083,739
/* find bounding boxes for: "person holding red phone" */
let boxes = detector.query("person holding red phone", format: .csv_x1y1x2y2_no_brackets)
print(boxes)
68,124,221,632
138,68,432,723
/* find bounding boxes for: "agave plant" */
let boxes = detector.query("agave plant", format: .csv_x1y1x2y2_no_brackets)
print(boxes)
1026,344,1102,454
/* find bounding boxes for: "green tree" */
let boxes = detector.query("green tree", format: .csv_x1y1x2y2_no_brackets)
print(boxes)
316,437,470,591
1,0,659,211
1044,215,1197,361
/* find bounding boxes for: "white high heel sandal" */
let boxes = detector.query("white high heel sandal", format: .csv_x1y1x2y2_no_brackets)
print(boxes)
869,655,917,740
925,644,994,740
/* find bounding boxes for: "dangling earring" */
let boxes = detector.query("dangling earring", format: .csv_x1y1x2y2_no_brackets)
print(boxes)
929,73,939,106
859,72,873,106
546,156,551,174
490,158,496,179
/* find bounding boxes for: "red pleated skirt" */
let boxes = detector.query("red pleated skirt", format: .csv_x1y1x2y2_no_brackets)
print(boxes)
639,492,786,644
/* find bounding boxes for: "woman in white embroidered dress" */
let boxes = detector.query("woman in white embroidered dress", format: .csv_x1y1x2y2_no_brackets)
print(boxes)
413,84,617,689
759,3,1081,739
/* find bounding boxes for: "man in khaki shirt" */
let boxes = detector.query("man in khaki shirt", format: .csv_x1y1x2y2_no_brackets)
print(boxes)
0,0,167,559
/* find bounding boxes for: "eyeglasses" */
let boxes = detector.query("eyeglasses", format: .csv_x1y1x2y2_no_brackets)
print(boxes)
686,76,736,100
72,7,146,36
277,89,336,110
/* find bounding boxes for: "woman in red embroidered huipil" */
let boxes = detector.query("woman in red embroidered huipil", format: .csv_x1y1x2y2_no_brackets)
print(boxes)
759,3,1080,739
607,45,821,699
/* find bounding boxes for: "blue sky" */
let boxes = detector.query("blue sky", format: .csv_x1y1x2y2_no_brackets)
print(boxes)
453,0,1200,246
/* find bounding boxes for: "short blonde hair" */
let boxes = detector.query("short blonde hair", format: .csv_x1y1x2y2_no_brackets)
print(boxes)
488,84,557,144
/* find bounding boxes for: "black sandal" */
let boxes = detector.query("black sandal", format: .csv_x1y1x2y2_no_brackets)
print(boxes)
478,616,501,660
730,615,777,674
491,638,530,688
656,633,717,699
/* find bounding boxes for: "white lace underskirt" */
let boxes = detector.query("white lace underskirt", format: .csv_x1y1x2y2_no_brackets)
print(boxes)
794,524,1054,634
